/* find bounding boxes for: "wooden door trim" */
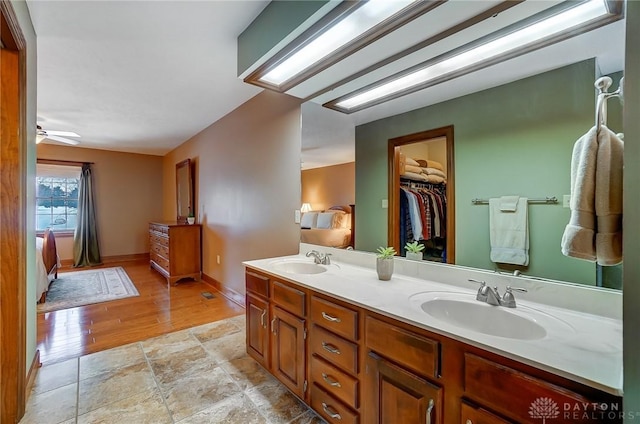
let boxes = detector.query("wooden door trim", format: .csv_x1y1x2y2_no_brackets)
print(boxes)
387,125,455,263
1,1,28,422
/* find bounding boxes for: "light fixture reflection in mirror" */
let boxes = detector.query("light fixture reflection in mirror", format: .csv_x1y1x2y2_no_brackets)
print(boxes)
301,203,312,213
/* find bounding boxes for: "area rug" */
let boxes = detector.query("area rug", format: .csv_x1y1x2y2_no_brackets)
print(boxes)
37,267,139,313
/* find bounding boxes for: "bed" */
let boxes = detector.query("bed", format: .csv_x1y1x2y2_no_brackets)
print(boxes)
36,228,59,303
300,205,355,249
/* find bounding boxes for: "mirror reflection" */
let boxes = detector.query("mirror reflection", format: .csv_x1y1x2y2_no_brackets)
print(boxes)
176,158,193,222
301,42,624,290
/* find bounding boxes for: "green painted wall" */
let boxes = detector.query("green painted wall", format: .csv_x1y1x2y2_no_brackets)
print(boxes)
355,60,621,285
237,0,329,76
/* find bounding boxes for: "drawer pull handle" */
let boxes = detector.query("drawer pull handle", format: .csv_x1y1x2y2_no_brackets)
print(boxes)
322,342,341,355
466,420,472,424
426,399,434,424
322,402,342,420
322,312,341,323
321,373,341,387
260,310,266,328
271,318,277,334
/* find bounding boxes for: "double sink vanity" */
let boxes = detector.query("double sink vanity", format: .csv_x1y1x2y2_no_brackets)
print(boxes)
244,245,622,423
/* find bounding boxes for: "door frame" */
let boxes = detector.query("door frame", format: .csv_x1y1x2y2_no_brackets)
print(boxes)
387,125,455,263
1,1,28,422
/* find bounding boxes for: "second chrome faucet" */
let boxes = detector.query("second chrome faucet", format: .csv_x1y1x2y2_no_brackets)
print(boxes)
468,279,527,308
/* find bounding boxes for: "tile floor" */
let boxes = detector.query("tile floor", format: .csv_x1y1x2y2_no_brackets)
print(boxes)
21,314,326,424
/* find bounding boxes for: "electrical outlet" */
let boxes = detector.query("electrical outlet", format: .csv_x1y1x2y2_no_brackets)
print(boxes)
563,194,571,208
294,209,301,223
216,255,221,265
382,199,388,209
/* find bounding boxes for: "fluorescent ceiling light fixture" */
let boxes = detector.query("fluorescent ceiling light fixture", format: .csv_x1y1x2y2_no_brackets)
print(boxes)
331,0,614,112
260,0,416,86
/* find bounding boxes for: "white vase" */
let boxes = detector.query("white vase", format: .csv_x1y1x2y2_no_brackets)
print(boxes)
406,251,423,261
376,257,394,281
187,217,195,225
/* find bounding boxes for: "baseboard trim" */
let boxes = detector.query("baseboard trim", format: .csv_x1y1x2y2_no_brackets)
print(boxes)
60,253,150,268
202,273,245,308
25,349,40,401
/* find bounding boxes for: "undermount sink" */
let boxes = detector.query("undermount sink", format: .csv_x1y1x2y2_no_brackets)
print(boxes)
410,292,571,340
271,260,327,275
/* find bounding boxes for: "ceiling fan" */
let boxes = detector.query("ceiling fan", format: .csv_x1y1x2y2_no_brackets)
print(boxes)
36,125,80,145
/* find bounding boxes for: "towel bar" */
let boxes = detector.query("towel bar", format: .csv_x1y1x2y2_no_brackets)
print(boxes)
471,197,558,205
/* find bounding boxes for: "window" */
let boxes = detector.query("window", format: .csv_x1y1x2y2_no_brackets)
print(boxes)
36,163,81,233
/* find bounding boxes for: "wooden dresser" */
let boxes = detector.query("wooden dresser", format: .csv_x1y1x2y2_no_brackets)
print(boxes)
149,222,201,287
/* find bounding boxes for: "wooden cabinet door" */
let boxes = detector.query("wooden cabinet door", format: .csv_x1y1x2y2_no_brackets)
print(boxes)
365,351,442,424
246,293,269,368
271,306,306,398
461,402,513,424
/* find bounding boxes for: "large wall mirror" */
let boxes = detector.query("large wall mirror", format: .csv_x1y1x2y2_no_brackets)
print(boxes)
300,12,624,291
176,158,193,223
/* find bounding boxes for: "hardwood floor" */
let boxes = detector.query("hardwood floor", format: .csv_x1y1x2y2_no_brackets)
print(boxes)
36,259,244,366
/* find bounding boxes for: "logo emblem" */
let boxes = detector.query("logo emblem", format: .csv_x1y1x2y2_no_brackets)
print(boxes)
529,397,560,423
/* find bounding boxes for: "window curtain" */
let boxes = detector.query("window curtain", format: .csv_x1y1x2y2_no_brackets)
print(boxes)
73,163,101,267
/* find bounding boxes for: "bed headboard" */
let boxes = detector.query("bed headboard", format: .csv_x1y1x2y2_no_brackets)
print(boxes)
42,228,58,275
328,205,352,214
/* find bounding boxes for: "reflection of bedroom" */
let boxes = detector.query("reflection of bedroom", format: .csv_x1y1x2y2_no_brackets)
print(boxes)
301,162,355,248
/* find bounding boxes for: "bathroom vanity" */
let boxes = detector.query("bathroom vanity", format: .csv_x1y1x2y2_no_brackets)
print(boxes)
244,252,622,423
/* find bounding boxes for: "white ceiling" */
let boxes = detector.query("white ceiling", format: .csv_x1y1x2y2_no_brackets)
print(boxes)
27,0,268,156
26,1,625,161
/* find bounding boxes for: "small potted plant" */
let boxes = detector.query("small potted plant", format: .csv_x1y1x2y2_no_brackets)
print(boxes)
187,211,195,225
376,246,397,281
404,241,424,261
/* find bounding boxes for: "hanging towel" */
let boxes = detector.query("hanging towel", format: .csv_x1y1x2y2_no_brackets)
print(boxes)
499,195,520,212
490,197,529,266
561,126,623,265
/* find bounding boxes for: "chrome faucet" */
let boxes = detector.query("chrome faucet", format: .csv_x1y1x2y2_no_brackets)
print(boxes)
468,279,527,308
306,250,331,265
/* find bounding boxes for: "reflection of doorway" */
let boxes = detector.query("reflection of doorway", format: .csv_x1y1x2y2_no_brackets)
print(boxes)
1,2,28,421
388,126,455,263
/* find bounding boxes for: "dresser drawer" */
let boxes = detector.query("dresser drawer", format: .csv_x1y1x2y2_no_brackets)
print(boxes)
150,242,169,258
310,354,358,409
311,385,359,424
464,353,619,423
311,295,358,340
151,253,169,272
365,315,439,379
461,401,513,424
309,325,358,374
246,271,269,298
272,280,306,317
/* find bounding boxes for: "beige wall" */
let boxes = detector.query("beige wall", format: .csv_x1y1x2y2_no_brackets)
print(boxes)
36,144,164,260
163,90,302,297
301,162,355,211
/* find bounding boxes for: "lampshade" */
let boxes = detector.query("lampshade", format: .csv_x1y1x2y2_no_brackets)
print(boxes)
301,203,312,213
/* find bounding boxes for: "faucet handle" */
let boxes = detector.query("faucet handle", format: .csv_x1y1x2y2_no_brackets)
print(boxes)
502,286,527,308
468,279,488,301
322,253,332,265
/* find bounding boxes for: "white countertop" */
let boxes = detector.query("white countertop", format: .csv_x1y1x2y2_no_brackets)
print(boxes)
244,254,623,396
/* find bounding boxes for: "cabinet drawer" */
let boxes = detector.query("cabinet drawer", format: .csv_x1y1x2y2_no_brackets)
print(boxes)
151,253,169,272
311,295,358,340
150,242,169,258
311,385,359,424
461,402,512,424
246,271,269,298
272,280,306,317
310,355,358,409
309,325,358,374
365,316,439,379
464,354,620,423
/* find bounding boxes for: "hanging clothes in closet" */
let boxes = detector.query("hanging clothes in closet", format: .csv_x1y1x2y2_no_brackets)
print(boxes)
399,180,447,261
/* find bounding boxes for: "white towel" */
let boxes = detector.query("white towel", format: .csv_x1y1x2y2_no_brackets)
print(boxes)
499,195,520,212
490,197,529,266
561,126,623,265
